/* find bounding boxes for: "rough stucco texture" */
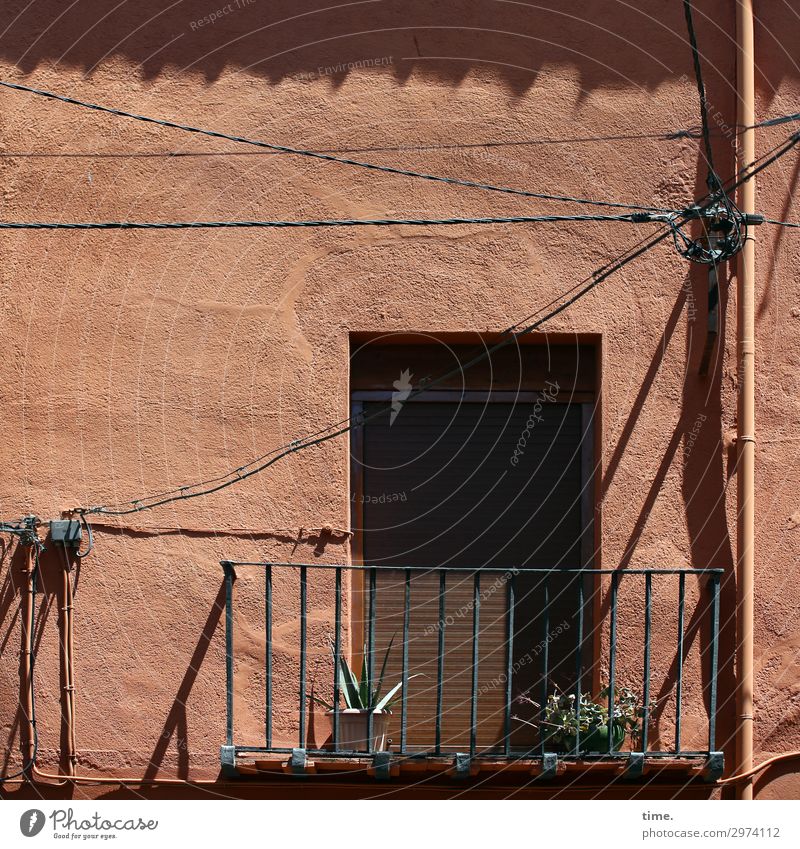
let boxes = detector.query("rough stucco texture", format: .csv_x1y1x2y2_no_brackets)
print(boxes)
0,0,799,798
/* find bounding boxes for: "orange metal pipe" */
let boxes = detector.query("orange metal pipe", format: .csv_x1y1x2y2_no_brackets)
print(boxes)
62,563,76,777
20,545,36,769
735,0,756,802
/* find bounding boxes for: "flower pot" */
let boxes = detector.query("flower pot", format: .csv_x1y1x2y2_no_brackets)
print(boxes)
543,721,626,754
327,709,391,753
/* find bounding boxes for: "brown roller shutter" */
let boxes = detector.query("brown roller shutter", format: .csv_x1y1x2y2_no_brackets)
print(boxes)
353,395,591,753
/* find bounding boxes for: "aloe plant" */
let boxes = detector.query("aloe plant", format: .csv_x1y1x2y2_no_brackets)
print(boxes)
315,637,418,712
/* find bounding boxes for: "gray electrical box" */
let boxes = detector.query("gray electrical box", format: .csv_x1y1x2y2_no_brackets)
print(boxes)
50,519,82,548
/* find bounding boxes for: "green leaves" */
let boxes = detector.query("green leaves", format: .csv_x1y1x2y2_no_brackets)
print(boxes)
327,637,409,712
339,652,362,709
538,682,653,743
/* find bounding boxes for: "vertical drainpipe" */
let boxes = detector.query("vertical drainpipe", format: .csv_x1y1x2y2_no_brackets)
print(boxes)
21,544,36,770
735,0,756,801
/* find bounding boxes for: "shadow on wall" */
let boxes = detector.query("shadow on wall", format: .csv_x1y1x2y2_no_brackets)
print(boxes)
0,540,59,779
0,0,737,92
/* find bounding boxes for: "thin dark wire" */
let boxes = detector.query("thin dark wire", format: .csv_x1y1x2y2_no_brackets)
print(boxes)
750,112,800,129
683,0,718,188
0,212,676,230
85,219,682,511
0,116,796,160
680,0,748,267
77,121,800,516
762,218,800,228
79,128,800,517
0,79,674,214
725,131,800,196
82,224,673,516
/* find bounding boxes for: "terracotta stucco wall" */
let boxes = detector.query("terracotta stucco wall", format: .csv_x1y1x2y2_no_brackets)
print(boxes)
1,0,799,798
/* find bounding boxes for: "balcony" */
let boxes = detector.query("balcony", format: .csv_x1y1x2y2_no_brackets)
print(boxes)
219,561,723,782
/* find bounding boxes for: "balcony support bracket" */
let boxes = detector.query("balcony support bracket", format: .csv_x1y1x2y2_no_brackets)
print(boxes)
372,751,393,781
290,747,308,776
703,751,724,782
453,752,472,779
537,752,558,781
623,752,646,780
220,745,238,779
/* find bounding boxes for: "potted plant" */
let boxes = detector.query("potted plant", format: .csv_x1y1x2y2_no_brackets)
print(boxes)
515,685,653,754
314,638,418,753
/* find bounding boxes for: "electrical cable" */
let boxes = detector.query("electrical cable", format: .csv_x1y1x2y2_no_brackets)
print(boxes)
683,0,719,186
679,0,746,264
75,123,800,518
0,211,678,230
724,130,800,195
683,0,719,188
74,513,94,559
762,218,800,228
80,223,674,517
1,83,795,516
1,112,799,162
0,79,676,215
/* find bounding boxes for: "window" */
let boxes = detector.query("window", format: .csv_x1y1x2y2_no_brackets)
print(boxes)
349,338,596,752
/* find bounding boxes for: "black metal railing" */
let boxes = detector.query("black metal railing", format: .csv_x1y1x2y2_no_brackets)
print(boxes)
220,561,723,776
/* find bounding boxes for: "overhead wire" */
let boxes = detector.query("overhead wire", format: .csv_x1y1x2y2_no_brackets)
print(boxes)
762,218,800,228
678,0,746,264
0,52,798,793
0,79,673,214
75,122,800,517
683,0,718,188
79,222,675,516
0,211,678,230
0,80,797,517
0,115,797,160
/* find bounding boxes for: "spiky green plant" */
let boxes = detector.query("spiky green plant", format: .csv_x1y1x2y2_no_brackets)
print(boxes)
314,637,419,712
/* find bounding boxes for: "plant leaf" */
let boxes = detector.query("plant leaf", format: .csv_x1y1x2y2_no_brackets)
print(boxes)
338,653,362,709
359,644,370,708
373,674,422,712
373,635,395,704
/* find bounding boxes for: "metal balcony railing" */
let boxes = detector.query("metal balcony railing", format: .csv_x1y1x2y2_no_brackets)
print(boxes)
219,561,723,779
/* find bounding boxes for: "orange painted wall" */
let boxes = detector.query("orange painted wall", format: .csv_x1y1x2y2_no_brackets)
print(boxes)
1,1,799,799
